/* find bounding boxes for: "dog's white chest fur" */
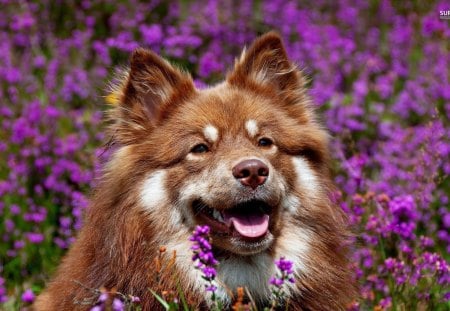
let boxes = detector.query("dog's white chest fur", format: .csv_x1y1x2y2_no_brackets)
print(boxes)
215,253,274,303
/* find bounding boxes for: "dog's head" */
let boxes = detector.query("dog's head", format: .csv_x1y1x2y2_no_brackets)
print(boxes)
107,32,334,257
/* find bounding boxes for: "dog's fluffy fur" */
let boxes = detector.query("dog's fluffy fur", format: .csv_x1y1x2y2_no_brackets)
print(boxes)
35,32,355,310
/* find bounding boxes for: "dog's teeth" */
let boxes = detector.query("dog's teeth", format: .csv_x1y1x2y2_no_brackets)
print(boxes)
212,209,223,222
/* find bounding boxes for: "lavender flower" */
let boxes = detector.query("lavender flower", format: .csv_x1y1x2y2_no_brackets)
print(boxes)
21,289,35,303
129,295,140,303
112,298,124,311
190,225,219,300
270,257,295,287
89,290,139,311
269,257,295,308
90,292,108,311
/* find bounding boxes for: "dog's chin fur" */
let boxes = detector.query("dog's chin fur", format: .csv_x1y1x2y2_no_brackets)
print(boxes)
35,32,356,311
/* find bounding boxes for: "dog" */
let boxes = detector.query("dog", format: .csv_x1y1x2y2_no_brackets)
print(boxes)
35,32,355,310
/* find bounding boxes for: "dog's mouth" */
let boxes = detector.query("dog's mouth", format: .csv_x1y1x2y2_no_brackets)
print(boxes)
192,199,273,240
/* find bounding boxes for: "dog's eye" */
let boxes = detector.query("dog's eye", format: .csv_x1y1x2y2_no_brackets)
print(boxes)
258,138,273,147
190,143,209,153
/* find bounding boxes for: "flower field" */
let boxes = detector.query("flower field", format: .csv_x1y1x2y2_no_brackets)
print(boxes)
0,0,449,310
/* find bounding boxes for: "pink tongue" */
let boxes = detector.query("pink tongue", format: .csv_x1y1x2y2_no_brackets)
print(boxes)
226,214,269,238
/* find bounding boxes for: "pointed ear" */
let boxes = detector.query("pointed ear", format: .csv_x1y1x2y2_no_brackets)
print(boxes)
227,32,307,100
126,48,195,120
109,48,195,144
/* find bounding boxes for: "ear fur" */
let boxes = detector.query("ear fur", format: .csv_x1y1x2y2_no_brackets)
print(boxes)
109,48,195,145
127,48,195,118
227,32,307,104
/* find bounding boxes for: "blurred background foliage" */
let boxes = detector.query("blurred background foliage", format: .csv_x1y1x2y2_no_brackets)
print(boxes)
0,0,449,310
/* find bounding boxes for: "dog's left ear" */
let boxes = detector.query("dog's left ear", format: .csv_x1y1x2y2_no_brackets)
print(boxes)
227,32,307,102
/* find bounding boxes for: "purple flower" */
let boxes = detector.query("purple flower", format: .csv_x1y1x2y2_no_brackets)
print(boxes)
379,297,392,308
98,292,108,302
444,292,450,302
275,257,294,276
130,295,140,303
21,289,34,303
190,225,219,301
202,266,217,279
25,232,44,244
140,24,163,46
385,195,418,240
269,257,295,307
269,277,284,287
112,298,124,311
419,236,434,248
199,51,224,78
270,257,295,290
0,0,449,308
205,284,217,292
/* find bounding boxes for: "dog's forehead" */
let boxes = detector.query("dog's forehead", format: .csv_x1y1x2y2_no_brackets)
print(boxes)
174,83,277,134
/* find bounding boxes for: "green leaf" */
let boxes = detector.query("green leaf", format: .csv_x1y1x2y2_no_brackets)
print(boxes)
176,280,190,311
149,289,171,310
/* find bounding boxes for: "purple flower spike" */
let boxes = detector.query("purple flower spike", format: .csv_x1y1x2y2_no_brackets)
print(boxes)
190,225,219,304
269,257,296,307
275,257,295,276
271,257,295,288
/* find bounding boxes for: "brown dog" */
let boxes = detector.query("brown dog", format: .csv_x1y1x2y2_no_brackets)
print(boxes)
35,32,355,310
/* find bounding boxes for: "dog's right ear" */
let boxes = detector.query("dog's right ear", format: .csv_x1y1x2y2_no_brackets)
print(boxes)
109,48,195,145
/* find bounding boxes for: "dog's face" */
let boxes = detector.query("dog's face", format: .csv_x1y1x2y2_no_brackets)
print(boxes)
109,33,331,258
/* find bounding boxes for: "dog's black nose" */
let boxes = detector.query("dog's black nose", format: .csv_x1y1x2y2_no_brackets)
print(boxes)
232,159,269,190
